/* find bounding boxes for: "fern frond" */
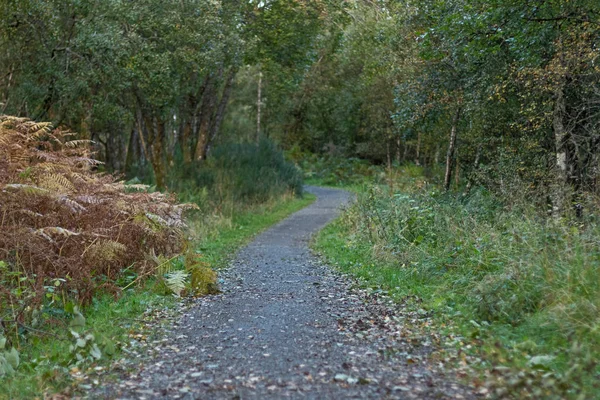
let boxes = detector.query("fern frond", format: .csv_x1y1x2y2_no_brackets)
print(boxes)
164,270,188,296
0,116,27,128
125,184,152,192
38,173,75,194
8,149,30,165
33,229,56,244
34,152,59,163
145,213,170,229
70,172,95,184
3,184,50,196
28,122,52,138
84,240,127,263
64,140,94,148
38,227,81,237
73,157,104,166
13,209,44,219
74,195,106,205
56,196,86,213
0,133,15,146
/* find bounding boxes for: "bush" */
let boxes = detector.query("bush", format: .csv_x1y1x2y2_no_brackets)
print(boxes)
298,153,384,186
170,138,303,206
341,185,600,333
0,116,192,324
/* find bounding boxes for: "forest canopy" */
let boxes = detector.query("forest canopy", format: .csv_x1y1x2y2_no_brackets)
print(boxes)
1,0,599,214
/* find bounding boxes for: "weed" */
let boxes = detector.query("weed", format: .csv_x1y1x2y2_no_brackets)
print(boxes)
315,183,600,398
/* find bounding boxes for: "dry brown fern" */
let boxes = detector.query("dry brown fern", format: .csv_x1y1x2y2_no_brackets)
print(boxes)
0,115,192,310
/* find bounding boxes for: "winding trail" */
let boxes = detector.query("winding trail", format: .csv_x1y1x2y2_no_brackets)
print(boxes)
101,187,474,399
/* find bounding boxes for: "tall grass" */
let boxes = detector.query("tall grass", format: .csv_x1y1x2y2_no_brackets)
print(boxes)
342,186,600,337
317,179,600,397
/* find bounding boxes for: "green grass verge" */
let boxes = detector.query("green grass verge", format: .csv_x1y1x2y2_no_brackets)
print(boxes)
313,190,600,399
0,193,316,399
0,285,177,399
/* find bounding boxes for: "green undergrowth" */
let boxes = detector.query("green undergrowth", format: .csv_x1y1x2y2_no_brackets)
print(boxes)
0,282,177,399
171,139,304,205
0,193,315,399
297,154,434,195
314,185,600,399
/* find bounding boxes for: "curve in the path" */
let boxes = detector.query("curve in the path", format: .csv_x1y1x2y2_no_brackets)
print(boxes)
101,186,473,400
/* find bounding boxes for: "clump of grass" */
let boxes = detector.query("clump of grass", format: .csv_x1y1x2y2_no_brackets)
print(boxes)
341,186,600,333
295,153,437,195
316,184,600,397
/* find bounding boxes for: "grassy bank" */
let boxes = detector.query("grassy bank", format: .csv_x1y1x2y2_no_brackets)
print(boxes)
314,183,600,399
1,192,314,399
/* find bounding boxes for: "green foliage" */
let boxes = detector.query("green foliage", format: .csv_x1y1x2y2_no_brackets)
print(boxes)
171,139,303,206
163,270,188,296
315,181,600,397
0,284,179,399
209,139,303,203
0,184,314,398
68,330,102,366
297,154,437,195
0,336,20,378
340,186,600,328
299,153,384,187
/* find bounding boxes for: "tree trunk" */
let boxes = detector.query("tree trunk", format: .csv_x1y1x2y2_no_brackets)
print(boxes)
386,139,392,170
150,117,167,190
181,119,192,163
180,75,211,163
415,131,421,166
205,68,236,157
136,108,150,164
454,148,460,187
444,107,461,192
256,70,263,143
194,77,217,161
125,127,139,172
166,113,175,169
552,83,569,217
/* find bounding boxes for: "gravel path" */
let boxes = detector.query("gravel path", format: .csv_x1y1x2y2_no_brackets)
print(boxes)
98,186,475,399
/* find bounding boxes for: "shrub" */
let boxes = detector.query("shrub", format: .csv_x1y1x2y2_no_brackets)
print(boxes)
170,138,303,206
298,153,384,186
0,116,192,322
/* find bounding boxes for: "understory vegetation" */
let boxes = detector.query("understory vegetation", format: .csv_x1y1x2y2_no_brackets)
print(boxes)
1,0,599,398
0,116,306,396
314,163,600,399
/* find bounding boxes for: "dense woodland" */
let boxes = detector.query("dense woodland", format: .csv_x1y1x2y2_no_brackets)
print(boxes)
1,0,600,397
2,0,599,214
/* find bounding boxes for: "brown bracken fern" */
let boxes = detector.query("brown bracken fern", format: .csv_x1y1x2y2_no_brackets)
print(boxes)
0,115,193,311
